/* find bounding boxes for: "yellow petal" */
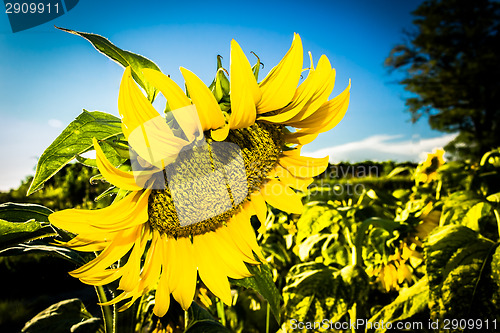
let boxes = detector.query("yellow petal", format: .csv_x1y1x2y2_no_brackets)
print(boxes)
257,33,303,113
139,230,162,292
229,209,265,261
211,121,230,141
284,55,336,124
205,231,251,279
284,131,319,146
118,67,159,139
180,67,225,131
193,233,232,305
142,68,191,110
297,80,350,133
70,225,141,278
268,165,313,192
79,268,122,286
164,236,180,293
62,237,108,252
279,153,329,178
119,225,150,292
260,179,303,214
217,224,260,265
153,236,171,317
94,138,145,191
49,190,149,235
171,237,197,310
249,191,267,225
229,39,262,129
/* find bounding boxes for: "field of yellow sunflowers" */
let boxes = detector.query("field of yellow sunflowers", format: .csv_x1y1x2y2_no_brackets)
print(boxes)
1,29,499,333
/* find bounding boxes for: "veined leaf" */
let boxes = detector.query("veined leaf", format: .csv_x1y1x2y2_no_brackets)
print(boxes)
229,262,281,323
296,203,342,243
425,225,499,324
0,202,52,222
0,203,56,251
185,302,230,333
0,219,56,251
57,27,161,102
368,277,429,333
28,110,123,195
21,298,99,333
0,242,89,265
282,263,368,331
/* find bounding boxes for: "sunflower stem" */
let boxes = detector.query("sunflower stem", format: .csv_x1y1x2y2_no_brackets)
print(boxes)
216,298,226,326
95,285,115,333
265,302,270,333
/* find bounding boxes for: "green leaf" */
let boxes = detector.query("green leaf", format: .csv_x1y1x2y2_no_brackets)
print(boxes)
487,192,500,203
296,203,342,243
0,203,56,251
28,110,123,195
440,190,481,226
0,243,89,265
425,225,499,325
0,202,52,222
21,298,99,333
368,277,429,333
185,302,230,333
298,234,330,261
57,27,161,102
282,263,368,331
463,202,491,231
489,246,500,311
0,220,56,251
229,262,281,323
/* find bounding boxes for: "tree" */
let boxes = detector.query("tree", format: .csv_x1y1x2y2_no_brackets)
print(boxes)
386,0,500,159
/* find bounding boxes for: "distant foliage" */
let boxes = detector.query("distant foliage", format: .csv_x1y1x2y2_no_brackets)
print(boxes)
386,0,500,159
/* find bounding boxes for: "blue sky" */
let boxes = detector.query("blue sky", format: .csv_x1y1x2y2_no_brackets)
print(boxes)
0,0,453,191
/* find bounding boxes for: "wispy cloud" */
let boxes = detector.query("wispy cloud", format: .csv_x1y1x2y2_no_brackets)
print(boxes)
48,119,64,128
304,133,458,162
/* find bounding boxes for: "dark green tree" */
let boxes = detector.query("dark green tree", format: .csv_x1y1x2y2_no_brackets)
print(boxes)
386,0,500,159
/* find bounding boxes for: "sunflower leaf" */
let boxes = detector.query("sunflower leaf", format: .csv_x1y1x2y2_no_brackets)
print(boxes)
0,203,56,251
21,298,99,333
0,220,57,251
229,262,281,323
368,277,429,333
185,302,230,333
425,225,500,322
0,242,89,265
0,202,52,222
57,26,161,102
28,110,123,195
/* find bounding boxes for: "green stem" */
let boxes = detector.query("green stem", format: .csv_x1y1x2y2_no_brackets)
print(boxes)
95,286,115,333
494,209,500,239
266,302,270,333
216,298,226,326
349,304,357,333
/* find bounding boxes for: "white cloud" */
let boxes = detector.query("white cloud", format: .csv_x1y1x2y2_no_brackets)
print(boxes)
304,133,458,163
48,118,64,128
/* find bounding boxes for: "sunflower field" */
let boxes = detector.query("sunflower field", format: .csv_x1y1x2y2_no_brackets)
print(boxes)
1,29,500,333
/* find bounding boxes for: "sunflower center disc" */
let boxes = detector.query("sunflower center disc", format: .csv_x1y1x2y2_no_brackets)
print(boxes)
148,122,284,238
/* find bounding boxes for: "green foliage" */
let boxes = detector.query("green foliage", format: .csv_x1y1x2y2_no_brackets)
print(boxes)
368,278,429,333
229,262,281,323
386,0,500,159
57,27,162,102
185,302,231,333
425,225,499,325
21,298,102,333
28,110,123,195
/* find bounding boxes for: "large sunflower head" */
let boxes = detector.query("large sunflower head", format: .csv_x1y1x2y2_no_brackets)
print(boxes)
49,34,351,317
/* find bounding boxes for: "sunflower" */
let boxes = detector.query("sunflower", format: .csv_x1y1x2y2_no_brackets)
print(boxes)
49,33,350,317
415,148,445,184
